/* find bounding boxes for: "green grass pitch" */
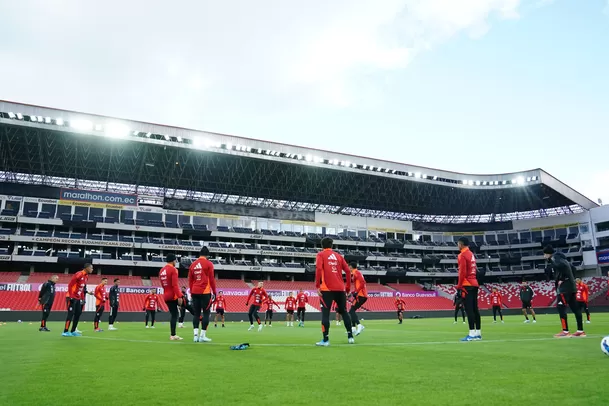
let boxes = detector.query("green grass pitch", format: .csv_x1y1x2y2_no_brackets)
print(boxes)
1,314,608,405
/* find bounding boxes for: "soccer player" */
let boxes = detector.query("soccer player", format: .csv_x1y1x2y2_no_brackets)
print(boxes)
263,295,280,326
296,289,308,327
188,247,216,343
144,288,160,328
453,291,466,324
63,264,92,337
160,254,184,341
284,292,296,327
544,245,585,337
457,237,481,342
349,263,368,336
395,295,406,324
213,291,227,328
519,281,537,323
92,277,108,332
315,237,354,346
246,281,267,332
178,286,189,328
108,278,120,330
38,275,58,332
335,305,342,326
575,278,591,324
490,288,504,323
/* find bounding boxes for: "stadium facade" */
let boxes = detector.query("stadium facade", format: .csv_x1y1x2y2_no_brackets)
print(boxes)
1,100,608,320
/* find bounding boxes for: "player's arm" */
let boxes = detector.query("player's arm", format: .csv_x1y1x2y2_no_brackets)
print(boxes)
456,254,465,290
208,262,217,297
67,273,79,297
246,289,254,305
315,252,323,290
143,296,149,311
341,256,351,293
188,262,195,291
172,269,183,301
38,282,47,303
355,272,365,296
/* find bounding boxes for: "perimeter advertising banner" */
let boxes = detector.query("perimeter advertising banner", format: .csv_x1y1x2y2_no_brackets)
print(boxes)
598,249,609,265
59,188,138,208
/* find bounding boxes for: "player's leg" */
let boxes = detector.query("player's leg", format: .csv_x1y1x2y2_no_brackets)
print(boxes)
269,310,273,325
529,306,536,321
398,310,403,324
145,310,150,327
522,305,529,322
580,301,590,322
151,310,156,327
556,294,570,336
95,305,104,331
40,305,51,331
167,300,180,339
264,310,269,325
566,293,584,335
317,292,333,344
197,294,212,342
63,298,74,334
472,287,481,337
248,305,255,325
454,306,459,323
462,288,476,339
108,306,115,326
498,307,503,322
178,306,186,327
191,294,203,340
70,300,83,334
334,292,354,340
221,310,225,327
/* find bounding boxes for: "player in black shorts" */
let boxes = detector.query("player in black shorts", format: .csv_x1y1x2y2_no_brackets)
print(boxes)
519,281,536,323
453,291,465,324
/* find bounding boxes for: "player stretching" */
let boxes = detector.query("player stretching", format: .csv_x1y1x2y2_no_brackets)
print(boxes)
38,275,58,332
159,254,184,341
108,278,120,330
490,288,504,323
92,278,108,332
335,305,342,326
453,291,465,324
213,291,226,328
63,264,92,337
285,292,296,326
544,246,585,337
457,237,481,342
188,247,216,343
395,296,406,324
246,282,268,332
575,278,591,324
519,281,537,323
263,295,280,326
315,237,355,346
144,288,160,328
349,263,368,336
296,289,308,327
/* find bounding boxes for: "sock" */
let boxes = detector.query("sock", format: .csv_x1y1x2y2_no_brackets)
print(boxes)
525,315,529,320
200,330,206,338
533,316,536,321
469,329,475,337
194,328,199,337
477,330,481,337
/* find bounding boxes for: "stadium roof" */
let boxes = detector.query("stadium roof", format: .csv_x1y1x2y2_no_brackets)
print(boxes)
0,100,598,223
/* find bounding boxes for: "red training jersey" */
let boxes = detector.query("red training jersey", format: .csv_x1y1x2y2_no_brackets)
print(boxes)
264,299,279,312
285,297,296,311
67,270,89,300
159,264,183,302
352,269,368,298
213,296,226,310
144,294,159,311
94,284,108,307
188,256,217,296
576,282,589,302
490,292,502,307
457,247,479,290
395,298,406,311
296,292,308,308
315,249,351,292
247,287,268,306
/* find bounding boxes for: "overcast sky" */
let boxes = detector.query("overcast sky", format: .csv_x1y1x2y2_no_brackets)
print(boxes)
1,0,608,207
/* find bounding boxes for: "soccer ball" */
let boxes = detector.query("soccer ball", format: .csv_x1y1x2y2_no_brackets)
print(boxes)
601,336,609,356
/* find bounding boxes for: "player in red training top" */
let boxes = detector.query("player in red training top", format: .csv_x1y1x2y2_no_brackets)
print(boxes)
395,296,406,324
63,264,93,337
315,237,354,346
263,295,280,327
213,291,227,328
246,282,268,332
334,303,342,326
159,254,184,341
349,263,368,336
457,237,481,341
188,247,216,343
91,277,108,332
575,278,591,324
144,288,160,328
284,292,297,327
296,289,309,327
490,287,504,323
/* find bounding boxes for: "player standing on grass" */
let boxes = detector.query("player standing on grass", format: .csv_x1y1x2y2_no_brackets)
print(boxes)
335,304,342,326
490,288,504,323
315,237,354,346
575,278,591,324
178,286,188,328
453,290,466,324
263,295,280,326
108,278,120,330
349,263,367,336
519,281,537,323
144,288,160,328
63,264,92,337
92,278,108,332
38,275,58,332
160,254,184,341
213,291,226,328
296,289,308,327
395,295,406,324
188,247,216,343
285,292,296,327
457,237,481,342
246,282,268,332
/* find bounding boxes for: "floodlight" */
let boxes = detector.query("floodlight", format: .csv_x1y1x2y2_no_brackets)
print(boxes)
70,119,93,131
517,177,525,185
145,132,152,137
56,118,64,125
30,116,38,122
94,124,103,131
332,159,339,165
502,180,507,185
305,155,313,162
44,117,51,124
8,112,16,119
105,122,130,138
415,172,421,178
475,181,481,186
16,113,23,120
468,180,474,186
164,134,170,141
37,116,43,122
432,175,437,180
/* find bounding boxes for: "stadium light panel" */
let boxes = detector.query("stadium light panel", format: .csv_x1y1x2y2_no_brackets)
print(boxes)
257,148,263,153
482,181,487,186
94,124,103,131
8,112,15,119
30,116,38,122
226,143,232,150
502,180,507,185
16,113,23,120
132,131,139,136
305,155,313,162
517,176,525,185
177,136,183,142
526,177,531,182
56,118,64,125
164,134,170,141
70,119,93,131
145,132,151,138
345,161,351,167
44,117,51,124
414,172,421,178
37,116,43,122
432,175,437,180
105,122,130,138
315,156,323,163
468,180,474,186
475,181,481,186
532,176,538,181
332,159,339,165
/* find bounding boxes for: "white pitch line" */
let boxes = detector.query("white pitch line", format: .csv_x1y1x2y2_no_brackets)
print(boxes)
79,334,604,347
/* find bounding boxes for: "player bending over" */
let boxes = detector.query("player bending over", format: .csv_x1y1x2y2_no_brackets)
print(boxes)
263,295,280,326
575,278,591,324
490,288,504,323
519,281,536,323
285,292,296,326
213,291,227,328
246,282,268,332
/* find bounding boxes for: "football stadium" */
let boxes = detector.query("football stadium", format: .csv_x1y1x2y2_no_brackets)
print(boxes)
1,100,609,405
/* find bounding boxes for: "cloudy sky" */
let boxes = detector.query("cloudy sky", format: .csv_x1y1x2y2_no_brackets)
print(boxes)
1,0,608,206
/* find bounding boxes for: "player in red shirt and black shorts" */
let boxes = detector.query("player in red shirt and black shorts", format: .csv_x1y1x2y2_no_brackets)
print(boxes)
144,288,160,328
63,264,92,337
349,263,368,336
213,291,227,328
575,278,591,323
263,295,280,326
285,292,296,327
296,289,308,327
159,254,184,341
92,277,108,332
315,237,354,346
246,282,268,332
395,296,406,324
457,237,481,341
490,288,504,323
188,247,217,343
